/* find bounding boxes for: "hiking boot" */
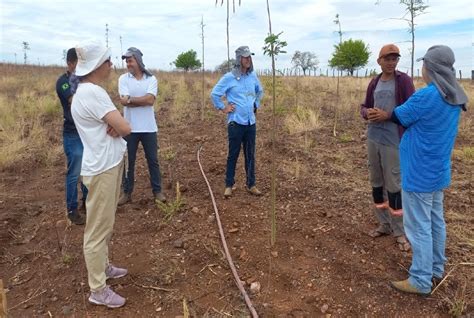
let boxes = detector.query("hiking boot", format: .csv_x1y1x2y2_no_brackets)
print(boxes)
224,187,232,198
67,210,85,225
247,186,262,196
105,264,128,279
154,192,166,203
390,279,430,296
368,225,391,238
395,235,411,251
88,286,126,308
118,192,131,206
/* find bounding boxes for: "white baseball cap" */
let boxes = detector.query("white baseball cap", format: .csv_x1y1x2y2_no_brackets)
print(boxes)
75,39,111,76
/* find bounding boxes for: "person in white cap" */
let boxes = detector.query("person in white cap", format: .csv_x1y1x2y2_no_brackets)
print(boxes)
373,45,468,295
71,39,131,308
210,45,264,198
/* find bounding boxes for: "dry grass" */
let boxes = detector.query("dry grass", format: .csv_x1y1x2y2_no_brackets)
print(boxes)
0,63,472,172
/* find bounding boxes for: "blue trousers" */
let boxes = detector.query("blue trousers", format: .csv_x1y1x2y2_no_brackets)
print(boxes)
403,190,446,293
123,132,162,194
226,122,256,188
63,132,88,212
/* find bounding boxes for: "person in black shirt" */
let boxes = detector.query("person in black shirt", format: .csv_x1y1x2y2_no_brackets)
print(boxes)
55,48,87,225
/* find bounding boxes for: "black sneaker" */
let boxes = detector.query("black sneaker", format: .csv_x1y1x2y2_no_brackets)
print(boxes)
78,199,87,213
68,210,85,225
432,276,443,288
118,192,131,206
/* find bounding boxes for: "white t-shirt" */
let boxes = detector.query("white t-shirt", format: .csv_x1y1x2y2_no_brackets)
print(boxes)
118,73,158,133
71,82,127,176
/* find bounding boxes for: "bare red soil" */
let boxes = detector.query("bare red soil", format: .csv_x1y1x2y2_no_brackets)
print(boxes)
1,95,472,317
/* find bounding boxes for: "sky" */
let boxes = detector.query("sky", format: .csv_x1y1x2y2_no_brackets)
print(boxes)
1,0,473,76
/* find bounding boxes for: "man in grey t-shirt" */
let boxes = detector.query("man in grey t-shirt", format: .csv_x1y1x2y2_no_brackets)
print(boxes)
361,44,415,251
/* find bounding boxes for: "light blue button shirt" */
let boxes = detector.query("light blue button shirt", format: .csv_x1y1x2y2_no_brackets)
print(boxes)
211,71,264,125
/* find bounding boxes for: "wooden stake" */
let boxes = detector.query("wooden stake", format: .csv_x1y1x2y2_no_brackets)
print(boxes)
0,279,7,318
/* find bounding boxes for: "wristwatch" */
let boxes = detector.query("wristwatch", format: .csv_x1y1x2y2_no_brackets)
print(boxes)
127,96,131,104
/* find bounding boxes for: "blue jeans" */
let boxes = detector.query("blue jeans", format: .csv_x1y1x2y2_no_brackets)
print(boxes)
123,132,162,194
63,132,88,212
402,190,446,293
226,122,256,188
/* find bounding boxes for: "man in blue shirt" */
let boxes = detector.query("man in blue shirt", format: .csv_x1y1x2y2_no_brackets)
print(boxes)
373,45,468,295
211,46,264,197
55,48,88,225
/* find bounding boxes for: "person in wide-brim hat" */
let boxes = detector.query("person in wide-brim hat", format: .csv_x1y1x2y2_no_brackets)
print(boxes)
74,40,111,77
381,45,468,295
71,39,132,309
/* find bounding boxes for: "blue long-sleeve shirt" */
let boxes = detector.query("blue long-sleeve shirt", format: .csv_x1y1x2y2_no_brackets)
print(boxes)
394,83,461,192
210,71,264,125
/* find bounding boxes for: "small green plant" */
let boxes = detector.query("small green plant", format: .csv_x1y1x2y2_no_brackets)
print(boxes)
445,281,468,318
339,133,353,143
156,182,184,222
161,147,176,161
462,146,474,160
62,253,74,265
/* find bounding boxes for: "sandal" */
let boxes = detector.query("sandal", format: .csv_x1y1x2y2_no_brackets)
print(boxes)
396,235,411,251
368,226,391,238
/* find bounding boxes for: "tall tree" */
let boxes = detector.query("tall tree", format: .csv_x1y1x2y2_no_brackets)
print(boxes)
333,13,343,136
377,0,428,78
22,41,30,65
399,0,428,78
291,51,318,76
334,13,343,44
216,0,241,70
263,0,287,247
200,16,206,121
329,39,370,76
173,50,202,72
119,35,124,68
105,23,109,48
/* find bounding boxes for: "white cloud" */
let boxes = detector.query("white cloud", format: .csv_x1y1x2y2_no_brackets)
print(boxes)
0,0,472,75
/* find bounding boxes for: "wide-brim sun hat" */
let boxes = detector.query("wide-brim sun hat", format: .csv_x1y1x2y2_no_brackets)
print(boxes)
75,40,111,76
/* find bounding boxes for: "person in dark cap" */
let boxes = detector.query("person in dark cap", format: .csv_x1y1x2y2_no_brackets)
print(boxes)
374,45,468,295
117,47,166,205
210,46,264,198
360,44,415,251
55,48,88,225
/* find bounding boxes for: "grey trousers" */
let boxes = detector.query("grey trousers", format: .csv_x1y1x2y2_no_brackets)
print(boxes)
367,139,404,236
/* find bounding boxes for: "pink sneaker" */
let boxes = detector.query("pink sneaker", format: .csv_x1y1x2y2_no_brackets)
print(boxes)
105,264,128,279
88,286,126,308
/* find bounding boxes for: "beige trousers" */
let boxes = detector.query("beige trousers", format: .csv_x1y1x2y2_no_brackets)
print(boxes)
82,159,124,291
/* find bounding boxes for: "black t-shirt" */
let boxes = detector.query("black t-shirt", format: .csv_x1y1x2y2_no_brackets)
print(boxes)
55,72,77,134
